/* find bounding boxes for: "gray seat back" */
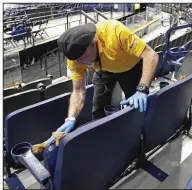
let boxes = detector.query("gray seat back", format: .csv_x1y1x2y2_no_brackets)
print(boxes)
21,78,51,92
45,79,73,99
3,89,41,122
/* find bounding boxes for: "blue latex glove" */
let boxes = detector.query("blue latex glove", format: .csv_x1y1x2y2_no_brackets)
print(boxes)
120,91,148,112
45,120,75,146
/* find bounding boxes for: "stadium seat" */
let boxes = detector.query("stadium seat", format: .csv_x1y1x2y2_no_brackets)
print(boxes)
3,89,41,124
45,79,73,100
4,74,192,189
15,105,144,190
52,106,144,190
6,72,192,190
160,24,192,77
21,78,52,92
4,85,93,169
185,177,192,189
181,40,192,51
160,51,179,76
102,4,112,11
3,86,20,97
143,74,192,153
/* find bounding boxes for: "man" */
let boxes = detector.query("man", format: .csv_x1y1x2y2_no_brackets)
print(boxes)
43,19,158,146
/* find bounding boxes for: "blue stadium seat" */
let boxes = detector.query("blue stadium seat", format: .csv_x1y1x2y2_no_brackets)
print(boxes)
47,106,145,190
82,4,95,11
143,74,192,153
185,177,192,189
181,40,192,52
161,51,179,76
4,74,192,189
4,85,94,169
161,24,192,77
102,4,112,11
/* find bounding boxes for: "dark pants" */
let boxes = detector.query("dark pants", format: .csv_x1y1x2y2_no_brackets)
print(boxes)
92,60,143,120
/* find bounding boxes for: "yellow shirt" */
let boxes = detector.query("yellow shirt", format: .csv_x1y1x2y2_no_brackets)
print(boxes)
67,20,146,81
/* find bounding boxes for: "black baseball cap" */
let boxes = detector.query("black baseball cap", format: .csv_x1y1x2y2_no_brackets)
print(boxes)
57,23,96,60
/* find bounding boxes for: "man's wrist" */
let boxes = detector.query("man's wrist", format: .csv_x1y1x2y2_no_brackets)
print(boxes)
65,117,76,122
136,83,149,94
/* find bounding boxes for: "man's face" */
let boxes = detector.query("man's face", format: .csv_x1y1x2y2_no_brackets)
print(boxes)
76,42,97,67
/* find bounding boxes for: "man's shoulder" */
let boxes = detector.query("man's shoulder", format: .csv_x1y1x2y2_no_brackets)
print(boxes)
96,19,124,36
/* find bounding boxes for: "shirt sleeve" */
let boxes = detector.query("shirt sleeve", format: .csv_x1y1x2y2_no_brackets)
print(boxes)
117,24,146,57
67,59,86,81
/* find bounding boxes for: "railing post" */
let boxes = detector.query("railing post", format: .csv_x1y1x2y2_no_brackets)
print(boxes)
45,55,48,76
94,8,108,20
80,11,82,25
124,3,125,17
67,10,80,29
111,5,113,19
65,23,67,31
51,7,53,19
67,12,69,29
58,50,62,77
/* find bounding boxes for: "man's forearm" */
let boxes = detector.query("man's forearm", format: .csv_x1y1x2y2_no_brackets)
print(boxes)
140,51,159,87
68,89,86,118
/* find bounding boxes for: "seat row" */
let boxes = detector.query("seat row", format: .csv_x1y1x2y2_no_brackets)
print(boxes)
4,74,192,189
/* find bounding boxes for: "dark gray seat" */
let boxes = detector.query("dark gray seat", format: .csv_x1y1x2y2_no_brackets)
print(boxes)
3,87,19,97
45,79,73,99
21,78,52,92
3,89,41,124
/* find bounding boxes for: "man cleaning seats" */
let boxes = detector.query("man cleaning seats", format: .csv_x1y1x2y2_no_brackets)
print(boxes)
33,19,159,152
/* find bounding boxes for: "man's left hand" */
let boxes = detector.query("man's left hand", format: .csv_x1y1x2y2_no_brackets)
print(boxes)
120,91,148,112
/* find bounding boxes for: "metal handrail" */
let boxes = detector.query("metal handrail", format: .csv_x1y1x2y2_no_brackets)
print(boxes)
66,10,97,29
41,48,62,77
66,10,81,29
93,8,108,20
81,10,97,23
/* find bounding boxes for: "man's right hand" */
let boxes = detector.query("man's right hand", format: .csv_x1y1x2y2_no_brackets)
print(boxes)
53,119,76,146
56,118,76,133
44,119,76,147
